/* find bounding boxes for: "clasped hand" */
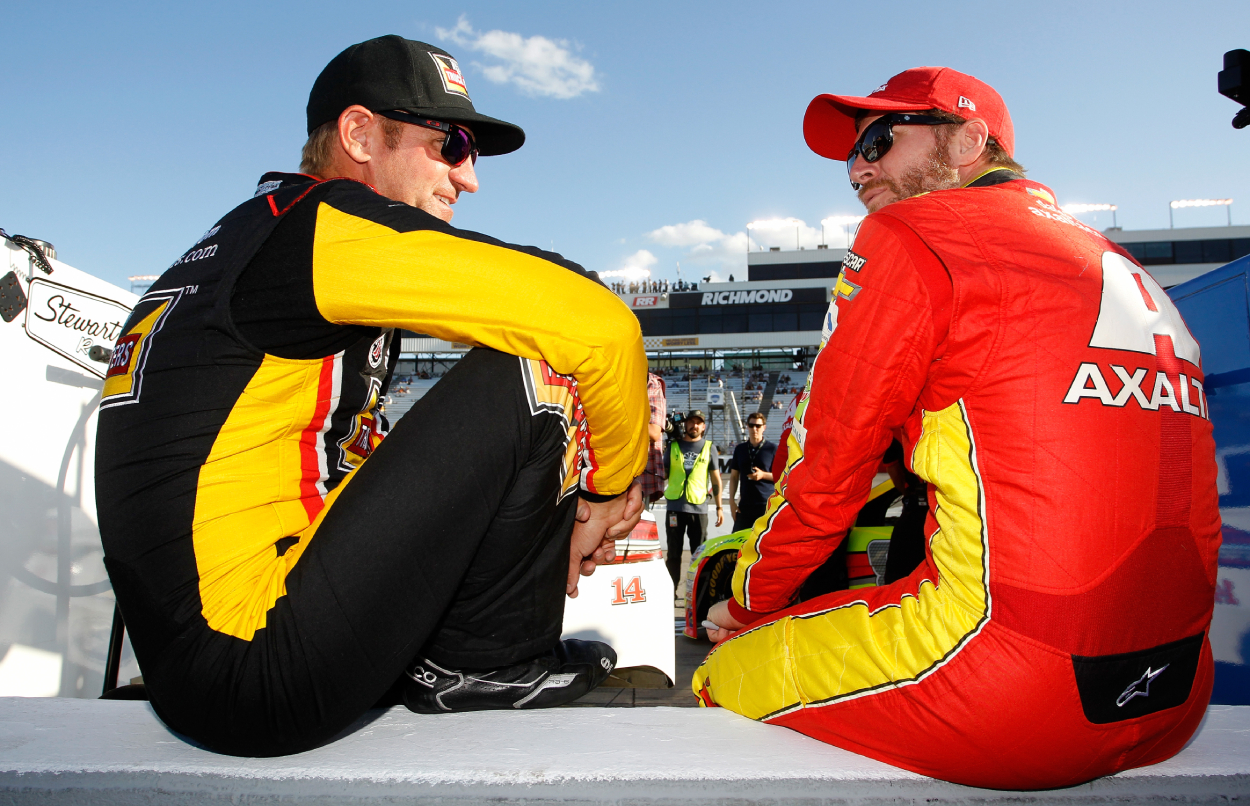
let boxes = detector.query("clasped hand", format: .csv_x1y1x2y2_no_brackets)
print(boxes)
566,480,644,597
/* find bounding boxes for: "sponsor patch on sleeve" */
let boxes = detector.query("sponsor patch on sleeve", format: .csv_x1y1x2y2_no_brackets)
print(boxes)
841,250,867,272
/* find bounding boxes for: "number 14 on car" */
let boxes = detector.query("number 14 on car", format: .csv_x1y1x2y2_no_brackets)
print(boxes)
609,576,646,605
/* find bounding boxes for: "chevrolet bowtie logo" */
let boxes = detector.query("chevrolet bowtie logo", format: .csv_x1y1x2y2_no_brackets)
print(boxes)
834,270,861,302
1116,664,1168,707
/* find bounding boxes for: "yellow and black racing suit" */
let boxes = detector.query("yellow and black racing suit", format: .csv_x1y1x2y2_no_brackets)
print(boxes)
95,172,648,755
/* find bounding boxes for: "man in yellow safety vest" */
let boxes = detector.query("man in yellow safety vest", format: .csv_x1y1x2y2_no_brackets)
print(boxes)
663,410,723,589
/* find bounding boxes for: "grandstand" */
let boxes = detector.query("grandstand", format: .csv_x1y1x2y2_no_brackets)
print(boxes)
383,368,806,461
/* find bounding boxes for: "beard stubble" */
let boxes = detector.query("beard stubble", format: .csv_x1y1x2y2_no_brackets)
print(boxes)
857,143,960,212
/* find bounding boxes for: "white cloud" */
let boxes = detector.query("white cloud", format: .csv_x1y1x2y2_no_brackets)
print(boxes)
627,214,855,283
600,249,656,279
646,220,728,248
642,219,748,276
436,17,599,99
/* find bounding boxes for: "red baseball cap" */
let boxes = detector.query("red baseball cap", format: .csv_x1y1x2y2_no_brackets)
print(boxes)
803,67,1014,161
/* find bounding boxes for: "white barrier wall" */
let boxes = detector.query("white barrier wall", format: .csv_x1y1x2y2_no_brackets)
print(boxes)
0,242,138,697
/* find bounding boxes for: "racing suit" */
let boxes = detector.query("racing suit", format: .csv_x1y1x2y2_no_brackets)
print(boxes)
96,173,648,755
693,170,1221,789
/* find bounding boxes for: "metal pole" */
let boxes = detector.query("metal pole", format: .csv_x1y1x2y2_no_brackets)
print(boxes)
1113,209,1118,229
102,604,126,695
1170,206,1174,229
1230,204,1233,226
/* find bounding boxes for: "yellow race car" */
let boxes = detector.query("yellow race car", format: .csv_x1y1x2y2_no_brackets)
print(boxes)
682,478,900,639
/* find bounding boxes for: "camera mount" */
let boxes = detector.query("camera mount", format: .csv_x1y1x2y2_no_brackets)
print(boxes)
1218,49,1250,129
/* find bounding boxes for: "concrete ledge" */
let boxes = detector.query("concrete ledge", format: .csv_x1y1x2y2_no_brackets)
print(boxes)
0,698,1247,804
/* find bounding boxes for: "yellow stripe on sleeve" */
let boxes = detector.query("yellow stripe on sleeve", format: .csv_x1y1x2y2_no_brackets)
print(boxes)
695,400,991,720
311,204,647,495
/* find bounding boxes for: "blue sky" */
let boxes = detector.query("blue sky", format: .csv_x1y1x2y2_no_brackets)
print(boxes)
2,0,1248,291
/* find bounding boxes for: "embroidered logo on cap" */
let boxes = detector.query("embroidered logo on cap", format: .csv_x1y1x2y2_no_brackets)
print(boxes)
871,83,888,94
958,95,976,111
429,52,471,99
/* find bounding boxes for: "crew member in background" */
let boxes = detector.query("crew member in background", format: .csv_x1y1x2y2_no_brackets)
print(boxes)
728,412,776,532
664,410,723,589
699,67,1219,790
95,36,647,758
638,371,668,505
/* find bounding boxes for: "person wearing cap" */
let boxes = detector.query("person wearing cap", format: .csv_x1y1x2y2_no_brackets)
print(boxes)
697,67,1219,789
662,409,723,588
95,36,649,756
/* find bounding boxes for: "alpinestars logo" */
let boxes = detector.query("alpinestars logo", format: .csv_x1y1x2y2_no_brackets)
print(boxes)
1116,664,1168,707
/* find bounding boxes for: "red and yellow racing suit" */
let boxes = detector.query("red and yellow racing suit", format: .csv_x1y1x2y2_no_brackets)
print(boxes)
693,171,1221,790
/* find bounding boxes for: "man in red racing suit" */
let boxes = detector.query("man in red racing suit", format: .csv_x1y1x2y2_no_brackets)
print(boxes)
697,67,1221,790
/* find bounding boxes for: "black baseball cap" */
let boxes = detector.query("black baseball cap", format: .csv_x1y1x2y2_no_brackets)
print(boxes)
307,35,525,157
686,410,707,422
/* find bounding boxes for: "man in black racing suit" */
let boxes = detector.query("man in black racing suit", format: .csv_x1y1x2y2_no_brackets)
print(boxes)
95,36,649,757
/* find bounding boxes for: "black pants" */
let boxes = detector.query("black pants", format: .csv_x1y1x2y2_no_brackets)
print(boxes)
665,509,708,587
732,503,766,533
144,349,577,756
883,493,930,584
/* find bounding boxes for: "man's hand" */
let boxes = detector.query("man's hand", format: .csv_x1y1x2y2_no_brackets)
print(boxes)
746,467,773,482
567,480,644,598
729,499,739,519
705,599,747,643
715,505,724,527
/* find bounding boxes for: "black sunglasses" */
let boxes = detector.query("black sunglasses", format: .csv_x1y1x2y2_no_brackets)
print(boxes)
846,113,952,190
378,110,479,167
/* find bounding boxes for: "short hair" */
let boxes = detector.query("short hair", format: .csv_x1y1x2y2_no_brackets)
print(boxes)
747,413,767,424
853,108,1026,175
299,115,406,176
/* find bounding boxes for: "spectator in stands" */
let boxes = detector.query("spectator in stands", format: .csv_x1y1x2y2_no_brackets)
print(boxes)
663,410,723,589
638,371,667,506
728,413,776,532
94,35,645,757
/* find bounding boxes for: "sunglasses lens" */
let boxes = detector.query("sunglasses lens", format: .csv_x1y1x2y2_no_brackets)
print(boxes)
440,126,478,167
859,120,892,163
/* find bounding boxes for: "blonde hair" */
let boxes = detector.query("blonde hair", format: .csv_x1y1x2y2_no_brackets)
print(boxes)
299,115,406,176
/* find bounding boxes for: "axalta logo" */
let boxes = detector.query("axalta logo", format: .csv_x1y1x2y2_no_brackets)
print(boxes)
701,289,793,305
1064,252,1205,416
1064,362,1206,418
632,295,658,307
957,95,976,111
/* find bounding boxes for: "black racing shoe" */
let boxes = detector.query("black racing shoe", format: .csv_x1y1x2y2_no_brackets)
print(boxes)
401,639,617,714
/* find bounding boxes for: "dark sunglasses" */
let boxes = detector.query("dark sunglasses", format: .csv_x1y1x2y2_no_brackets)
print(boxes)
846,113,951,190
378,110,479,167
748,421,766,427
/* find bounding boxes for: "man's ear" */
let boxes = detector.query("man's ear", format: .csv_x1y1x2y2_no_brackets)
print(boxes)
954,118,990,168
337,106,376,166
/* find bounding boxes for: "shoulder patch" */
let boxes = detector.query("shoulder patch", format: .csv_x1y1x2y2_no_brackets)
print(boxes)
842,250,867,272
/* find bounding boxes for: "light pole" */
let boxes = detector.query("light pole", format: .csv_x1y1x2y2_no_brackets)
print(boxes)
1061,203,1118,229
747,218,805,251
1170,198,1234,228
821,215,865,248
